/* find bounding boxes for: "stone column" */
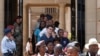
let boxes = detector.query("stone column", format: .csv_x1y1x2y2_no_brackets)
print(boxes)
59,3,66,29
23,0,28,55
97,0,100,42
0,0,4,55
65,7,71,34
85,0,97,43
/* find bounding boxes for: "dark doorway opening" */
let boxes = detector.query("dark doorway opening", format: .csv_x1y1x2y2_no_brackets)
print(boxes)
4,0,23,28
4,0,17,28
4,0,23,55
77,0,85,52
71,0,85,52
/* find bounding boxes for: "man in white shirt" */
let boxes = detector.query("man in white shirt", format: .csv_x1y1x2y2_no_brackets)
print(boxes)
1,28,16,56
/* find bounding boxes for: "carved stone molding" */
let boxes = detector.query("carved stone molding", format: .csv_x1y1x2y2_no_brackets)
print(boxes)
55,0,70,4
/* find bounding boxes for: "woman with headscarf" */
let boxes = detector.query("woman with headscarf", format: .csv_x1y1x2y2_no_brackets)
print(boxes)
33,40,49,56
65,46,79,56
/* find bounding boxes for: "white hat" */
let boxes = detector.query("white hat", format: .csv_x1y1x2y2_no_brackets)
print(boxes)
67,41,79,47
85,38,100,49
72,41,78,44
56,44,62,47
54,44,62,50
36,40,45,47
67,42,75,47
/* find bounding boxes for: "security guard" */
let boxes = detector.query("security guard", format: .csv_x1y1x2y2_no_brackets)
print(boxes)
1,28,16,56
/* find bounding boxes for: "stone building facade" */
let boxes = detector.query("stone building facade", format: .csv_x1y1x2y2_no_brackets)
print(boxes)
0,0,100,55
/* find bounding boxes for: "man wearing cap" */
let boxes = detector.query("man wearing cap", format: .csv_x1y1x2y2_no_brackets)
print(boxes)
84,38,100,56
1,28,16,56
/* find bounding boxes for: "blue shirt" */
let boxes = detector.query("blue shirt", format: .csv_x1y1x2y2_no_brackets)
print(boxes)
34,28,41,42
60,37,69,48
1,36,16,53
40,34,54,43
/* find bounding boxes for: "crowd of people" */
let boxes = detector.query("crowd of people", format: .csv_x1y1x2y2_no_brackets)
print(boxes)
1,14,100,56
25,14,100,56
1,16,22,56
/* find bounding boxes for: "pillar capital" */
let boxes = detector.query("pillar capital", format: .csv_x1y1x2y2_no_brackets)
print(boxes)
55,0,67,4
59,3,66,7
59,3,65,29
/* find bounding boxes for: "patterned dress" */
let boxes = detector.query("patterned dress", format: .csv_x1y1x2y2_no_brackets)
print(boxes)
14,22,22,56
